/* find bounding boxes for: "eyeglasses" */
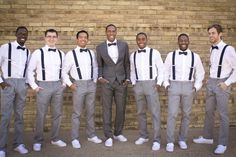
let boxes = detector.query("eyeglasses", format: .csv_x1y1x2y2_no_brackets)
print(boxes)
46,35,58,39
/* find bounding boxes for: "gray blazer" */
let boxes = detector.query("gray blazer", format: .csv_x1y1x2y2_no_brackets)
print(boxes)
96,40,130,84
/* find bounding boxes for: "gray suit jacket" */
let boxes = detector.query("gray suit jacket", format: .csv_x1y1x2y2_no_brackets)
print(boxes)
96,40,130,84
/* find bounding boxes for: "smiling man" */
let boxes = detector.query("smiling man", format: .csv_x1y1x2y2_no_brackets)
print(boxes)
164,33,205,152
96,24,130,147
62,30,102,149
0,26,30,157
27,29,66,151
130,32,164,151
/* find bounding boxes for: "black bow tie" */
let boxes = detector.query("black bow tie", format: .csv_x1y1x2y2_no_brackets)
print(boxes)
211,46,219,50
108,42,117,47
48,48,56,52
179,51,187,55
138,49,146,53
80,48,88,52
17,46,25,51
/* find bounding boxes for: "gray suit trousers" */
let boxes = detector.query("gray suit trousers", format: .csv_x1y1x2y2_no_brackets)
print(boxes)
133,80,161,142
0,78,28,151
71,80,97,140
34,81,64,143
166,81,195,143
101,80,127,138
203,78,230,146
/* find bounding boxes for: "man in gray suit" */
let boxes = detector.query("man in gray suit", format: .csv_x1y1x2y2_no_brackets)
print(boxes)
96,24,130,147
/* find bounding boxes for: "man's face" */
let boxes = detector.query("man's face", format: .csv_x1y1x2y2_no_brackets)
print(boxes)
45,32,58,47
16,28,28,46
178,35,189,51
208,27,222,44
136,34,147,49
106,25,117,42
77,32,88,48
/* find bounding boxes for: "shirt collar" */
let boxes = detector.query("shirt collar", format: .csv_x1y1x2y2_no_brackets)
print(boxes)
13,40,26,48
106,39,117,44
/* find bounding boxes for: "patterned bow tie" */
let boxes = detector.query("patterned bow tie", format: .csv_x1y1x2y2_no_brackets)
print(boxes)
211,46,219,50
138,49,146,53
179,51,187,55
17,46,25,51
48,48,56,52
80,48,88,52
108,42,117,46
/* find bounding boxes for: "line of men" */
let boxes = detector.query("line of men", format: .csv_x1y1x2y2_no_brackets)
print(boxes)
0,23,235,157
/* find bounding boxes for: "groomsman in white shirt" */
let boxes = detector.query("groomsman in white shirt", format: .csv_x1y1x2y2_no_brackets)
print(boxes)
193,24,236,154
27,29,66,151
62,30,102,149
130,32,164,151
0,26,30,157
164,33,205,152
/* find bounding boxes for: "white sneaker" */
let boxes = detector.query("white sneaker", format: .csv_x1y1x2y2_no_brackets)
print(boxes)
193,136,213,144
72,139,81,149
33,143,41,152
178,141,188,149
113,135,127,142
88,136,102,144
0,151,6,157
14,144,28,154
152,142,160,151
51,140,67,147
214,145,227,154
105,138,113,147
135,137,149,145
166,143,174,152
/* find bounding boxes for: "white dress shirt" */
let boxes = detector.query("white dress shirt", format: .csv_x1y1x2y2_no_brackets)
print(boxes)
0,41,31,83
130,46,164,85
209,40,236,86
164,49,205,91
62,46,98,87
27,45,65,90
107,39,118,64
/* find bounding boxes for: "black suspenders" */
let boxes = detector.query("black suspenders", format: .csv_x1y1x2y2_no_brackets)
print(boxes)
8,43,29,78
133,48,153,80
217,45,228,78
172,51,194,80
40,48,63,80
72,49,93,80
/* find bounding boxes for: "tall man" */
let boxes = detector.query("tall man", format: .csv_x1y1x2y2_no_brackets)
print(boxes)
0,26,30,157
62,30,102,149
130,32,164,151
27,29,66,151
164,33,205,152
96,24,130,147
193,24,236,154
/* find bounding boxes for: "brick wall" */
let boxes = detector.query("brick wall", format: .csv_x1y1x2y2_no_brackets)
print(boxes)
0,0,236,131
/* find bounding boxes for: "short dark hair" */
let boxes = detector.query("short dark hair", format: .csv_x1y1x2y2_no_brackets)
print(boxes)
136,32,147,39
45,29,58,37
106,24,117,31
178,33,189,40
16,26,28,34
76,30,89,39
207,24,223,34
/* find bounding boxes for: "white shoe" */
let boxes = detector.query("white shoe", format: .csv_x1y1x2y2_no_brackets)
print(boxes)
214,145,227,154
152,142,160,151
0,151,6,157
88,136,102,144
14,144,28,154
166,143,174,152
72,139,81,149
105,138,113,147
135,137,149,145
33,143,41,152
51,140,67,147
193,136,213,144
178,141,188,149
113,135,127,142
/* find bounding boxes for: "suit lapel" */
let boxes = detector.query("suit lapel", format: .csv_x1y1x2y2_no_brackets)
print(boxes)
116,40,122,63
